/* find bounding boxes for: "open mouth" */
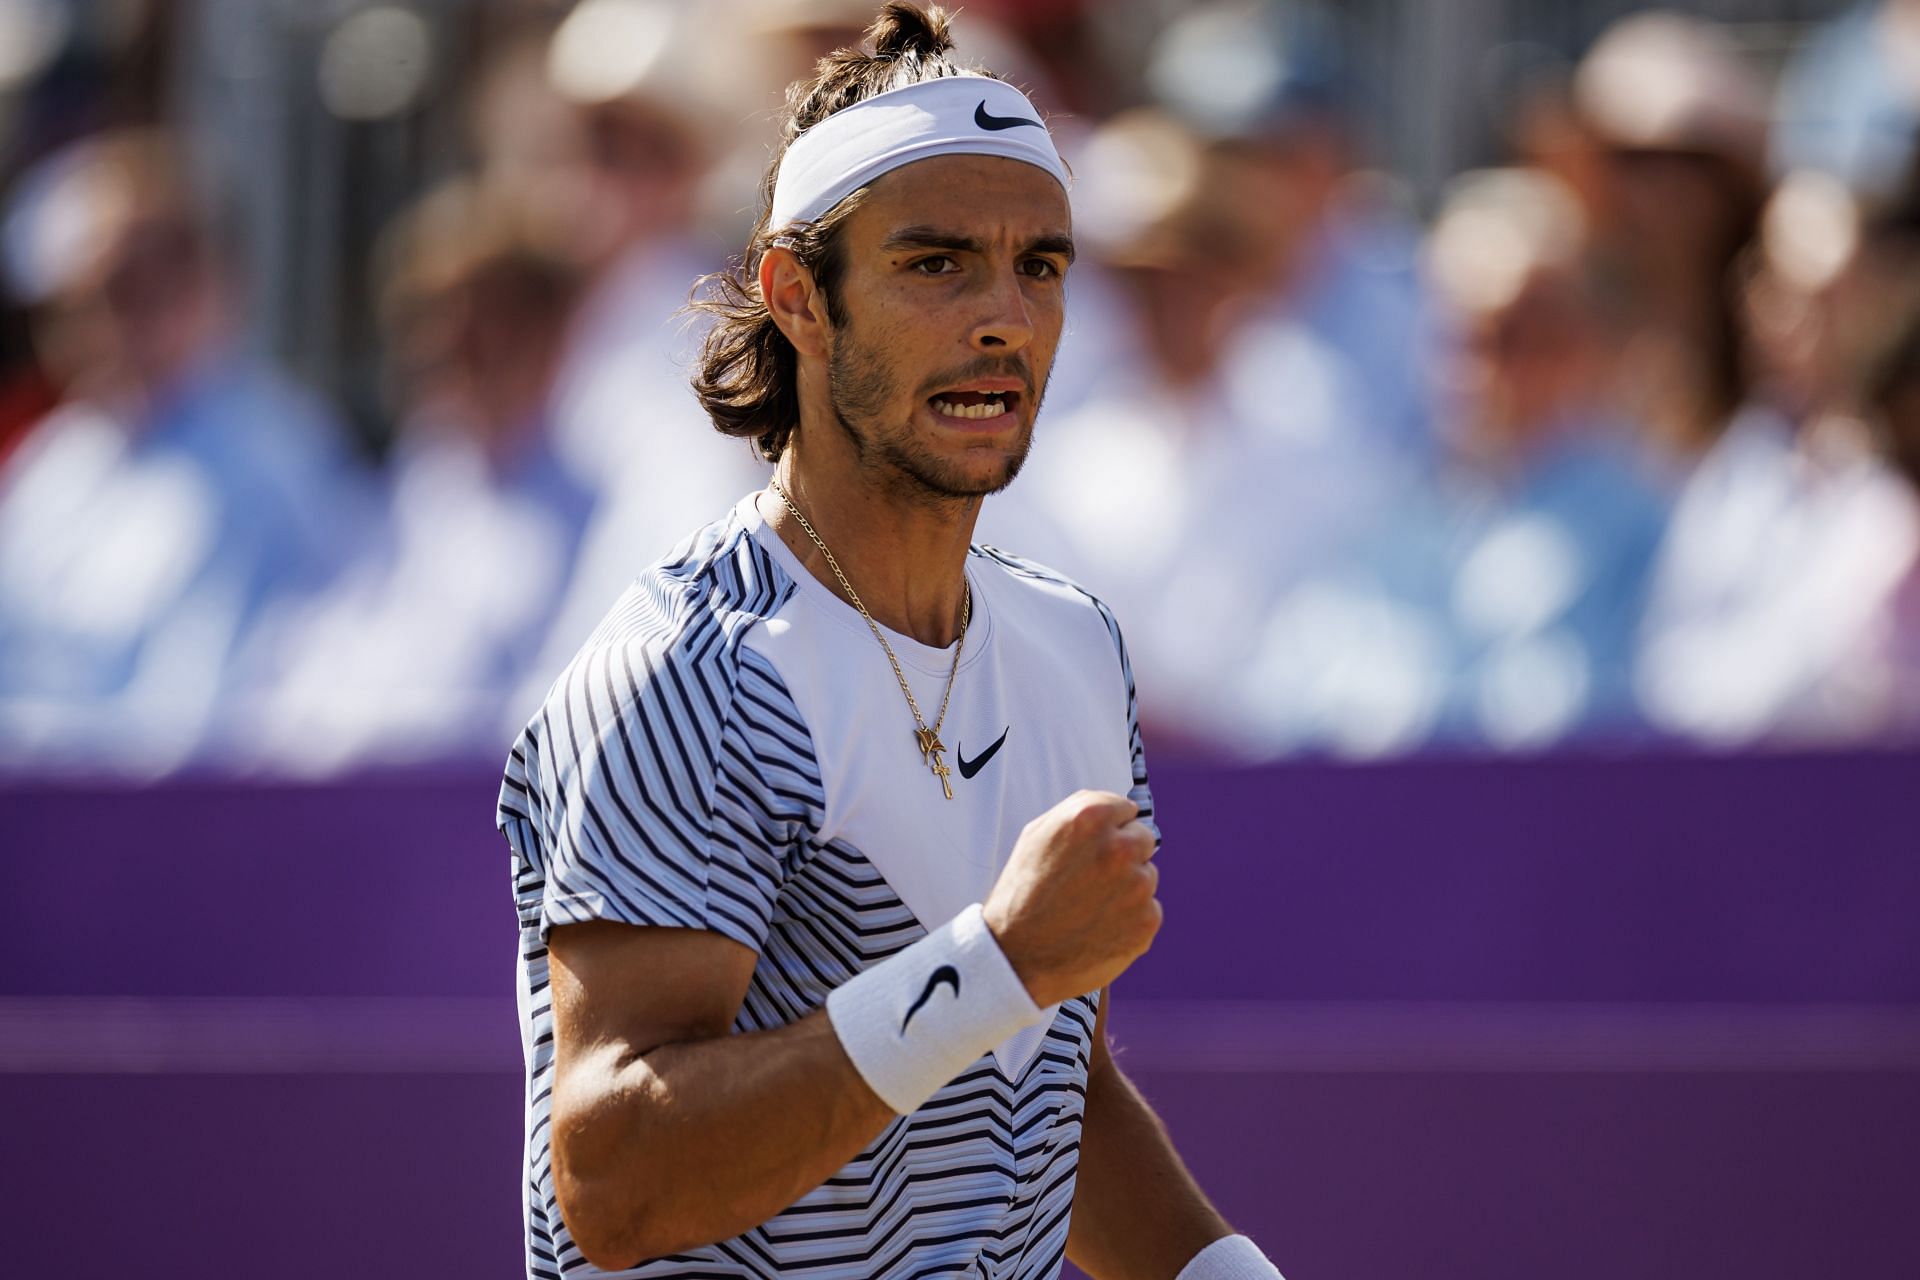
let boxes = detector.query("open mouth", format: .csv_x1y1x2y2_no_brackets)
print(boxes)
928,388,1021,421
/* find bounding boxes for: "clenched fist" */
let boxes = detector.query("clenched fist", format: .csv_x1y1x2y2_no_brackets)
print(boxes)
982,790,1162,1009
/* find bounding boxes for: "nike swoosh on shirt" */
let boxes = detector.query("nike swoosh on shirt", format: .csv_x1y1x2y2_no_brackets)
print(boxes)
975,101,1043,132
956,728,1010,780
900,965,961,1034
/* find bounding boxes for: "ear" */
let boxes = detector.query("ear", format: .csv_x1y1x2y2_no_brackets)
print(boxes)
760,245,832,361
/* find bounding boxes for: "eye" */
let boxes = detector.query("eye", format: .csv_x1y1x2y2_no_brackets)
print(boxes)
1019,257,1062,280
912,255,959,275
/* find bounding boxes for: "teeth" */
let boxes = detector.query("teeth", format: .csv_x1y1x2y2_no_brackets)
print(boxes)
930,396,1010,421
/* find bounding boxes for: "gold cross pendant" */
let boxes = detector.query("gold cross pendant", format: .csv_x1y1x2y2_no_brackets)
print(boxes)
915,729,954,800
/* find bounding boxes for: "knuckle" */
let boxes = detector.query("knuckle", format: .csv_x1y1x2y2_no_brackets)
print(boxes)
1140,900,1164,948
1070,788,1123,817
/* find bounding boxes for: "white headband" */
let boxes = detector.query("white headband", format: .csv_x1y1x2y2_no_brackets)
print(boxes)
769,76,1069,230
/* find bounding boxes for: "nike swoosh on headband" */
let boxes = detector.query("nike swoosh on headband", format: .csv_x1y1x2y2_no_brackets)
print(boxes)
771,79,1068,228
975,100,1043,132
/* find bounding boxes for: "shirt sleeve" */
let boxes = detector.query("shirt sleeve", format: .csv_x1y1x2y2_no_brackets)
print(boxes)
1094,598,1158,849
498,634,815,952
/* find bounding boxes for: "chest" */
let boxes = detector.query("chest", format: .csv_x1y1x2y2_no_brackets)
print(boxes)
749,602,1134,934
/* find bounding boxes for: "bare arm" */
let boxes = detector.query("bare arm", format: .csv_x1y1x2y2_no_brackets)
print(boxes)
1067,991,1236,1280
550,789,1161,1270
548,921,894,1269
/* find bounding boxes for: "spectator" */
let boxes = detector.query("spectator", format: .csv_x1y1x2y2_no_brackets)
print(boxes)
0,128,364,773
1774,0,1920,203
527,0,753,500
1570,10,1768,460
1636,178,1920,743
1145,0,1443,463
1235,170,1669,755
235,180,594,771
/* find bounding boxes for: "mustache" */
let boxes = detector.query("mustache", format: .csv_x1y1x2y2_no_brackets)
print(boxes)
917,357,1036,400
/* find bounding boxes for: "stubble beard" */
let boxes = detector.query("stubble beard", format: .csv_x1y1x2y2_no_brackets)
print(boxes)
825,321,1041,507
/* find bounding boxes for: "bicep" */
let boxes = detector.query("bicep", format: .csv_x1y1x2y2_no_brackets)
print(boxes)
549,921,761,1063
542,922,772,1262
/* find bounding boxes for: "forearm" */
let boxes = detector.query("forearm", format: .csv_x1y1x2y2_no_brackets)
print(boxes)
1067,1059,1234,1280
555,903,1045,1267
545,780,1161,1269
556,1008,893,1267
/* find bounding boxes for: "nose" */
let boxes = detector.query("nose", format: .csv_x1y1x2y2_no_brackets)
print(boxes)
968,265,1035,355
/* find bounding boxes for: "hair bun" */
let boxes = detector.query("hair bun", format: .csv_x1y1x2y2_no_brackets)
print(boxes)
867,2,955,61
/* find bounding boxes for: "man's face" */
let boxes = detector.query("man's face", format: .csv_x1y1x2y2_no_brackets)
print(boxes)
1458,272,1604,439
818,153,1073,501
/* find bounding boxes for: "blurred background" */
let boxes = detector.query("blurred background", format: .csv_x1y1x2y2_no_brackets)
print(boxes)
1,1,1915,1277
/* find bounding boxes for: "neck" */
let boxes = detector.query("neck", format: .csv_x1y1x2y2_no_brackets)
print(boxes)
765,431,979,649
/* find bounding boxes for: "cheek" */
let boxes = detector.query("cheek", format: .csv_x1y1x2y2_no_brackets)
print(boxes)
869,302,965,382
1032,297,1068,369
1038,295,1067,346
830,317,919,411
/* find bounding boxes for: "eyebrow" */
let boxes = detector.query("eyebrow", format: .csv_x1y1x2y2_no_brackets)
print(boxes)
881,225,1077,263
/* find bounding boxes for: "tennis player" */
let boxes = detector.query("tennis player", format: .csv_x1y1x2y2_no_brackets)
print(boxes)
496,6,1285,1276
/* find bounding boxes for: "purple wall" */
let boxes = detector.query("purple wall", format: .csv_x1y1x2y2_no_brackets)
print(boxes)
3,748,1916,1278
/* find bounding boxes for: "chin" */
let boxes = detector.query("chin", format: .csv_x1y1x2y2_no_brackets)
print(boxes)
942,438,1035,496
977,448,1029,495
899,456,1022,500
881,424,1031,500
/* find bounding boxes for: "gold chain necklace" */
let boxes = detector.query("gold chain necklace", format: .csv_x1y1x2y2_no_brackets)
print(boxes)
768,477,970,800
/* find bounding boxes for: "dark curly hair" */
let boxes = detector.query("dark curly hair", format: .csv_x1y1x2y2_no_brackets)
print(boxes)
688,3,999,461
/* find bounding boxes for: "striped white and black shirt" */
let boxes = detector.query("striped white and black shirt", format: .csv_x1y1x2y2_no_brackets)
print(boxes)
497,492,1155,1278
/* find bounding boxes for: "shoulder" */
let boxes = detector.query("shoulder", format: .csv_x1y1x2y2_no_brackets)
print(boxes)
498,508,819,944
969,543,1134,671
581,509,792,650
503,510,804,807
564,510,800,720
972,543,1126,631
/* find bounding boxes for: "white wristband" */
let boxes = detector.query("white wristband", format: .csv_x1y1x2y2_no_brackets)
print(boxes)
826,903,1045,1115
1177,1235,1285,1280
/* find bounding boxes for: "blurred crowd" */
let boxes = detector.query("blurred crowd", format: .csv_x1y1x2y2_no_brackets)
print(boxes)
3,0,1920,776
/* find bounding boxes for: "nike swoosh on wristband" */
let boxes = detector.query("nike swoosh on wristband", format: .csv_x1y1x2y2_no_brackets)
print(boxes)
900,965,961,1034
975,100,1043,132
956,728,1010,780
